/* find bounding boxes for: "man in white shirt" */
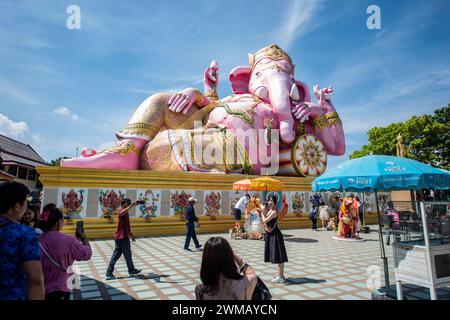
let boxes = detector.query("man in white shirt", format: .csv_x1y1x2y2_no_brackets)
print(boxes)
234,194,250,230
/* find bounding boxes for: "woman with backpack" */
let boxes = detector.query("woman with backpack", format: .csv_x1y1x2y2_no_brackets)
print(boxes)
261,195,288,284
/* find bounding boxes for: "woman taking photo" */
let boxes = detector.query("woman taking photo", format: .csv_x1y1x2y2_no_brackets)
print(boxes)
261,196,288,284
195,237,257,300
37,206,92,300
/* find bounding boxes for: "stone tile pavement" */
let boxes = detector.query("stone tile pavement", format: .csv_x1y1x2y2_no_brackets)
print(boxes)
70,226,450,300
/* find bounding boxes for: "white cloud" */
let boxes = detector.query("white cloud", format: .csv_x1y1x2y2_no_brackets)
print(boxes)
54,106,79,120
0,113,29,139
0,114,47,155
54,106,70,115
275,0,325,49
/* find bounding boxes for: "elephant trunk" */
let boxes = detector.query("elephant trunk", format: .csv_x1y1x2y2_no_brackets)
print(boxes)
266,73,296,144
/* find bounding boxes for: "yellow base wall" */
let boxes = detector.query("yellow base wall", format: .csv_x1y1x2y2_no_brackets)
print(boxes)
36,166,379,239
60,213,381,239
35,166,313,190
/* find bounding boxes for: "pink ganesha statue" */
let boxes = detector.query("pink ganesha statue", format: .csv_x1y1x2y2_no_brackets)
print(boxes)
61,44,345,177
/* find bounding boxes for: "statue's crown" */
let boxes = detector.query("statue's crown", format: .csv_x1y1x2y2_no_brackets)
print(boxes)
249,44,293,69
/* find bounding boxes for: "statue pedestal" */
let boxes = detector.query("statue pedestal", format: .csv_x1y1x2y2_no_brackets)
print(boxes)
36,166,380,238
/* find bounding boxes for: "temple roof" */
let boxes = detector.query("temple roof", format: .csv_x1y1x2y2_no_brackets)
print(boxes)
0,134,47,168
0,169,15,180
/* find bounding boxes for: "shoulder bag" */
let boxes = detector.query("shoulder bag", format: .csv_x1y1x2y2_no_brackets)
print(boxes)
39,243,67,272
251,277,272,300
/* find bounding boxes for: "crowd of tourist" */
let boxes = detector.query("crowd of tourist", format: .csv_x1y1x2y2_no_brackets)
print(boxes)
0,182,92,300
3,180,388,300
1,181,291,300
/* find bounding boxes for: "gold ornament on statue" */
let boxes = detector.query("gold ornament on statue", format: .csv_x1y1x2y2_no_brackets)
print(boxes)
396,133,408,158
204,91,219,101
105,140,140,157
249,44,293,71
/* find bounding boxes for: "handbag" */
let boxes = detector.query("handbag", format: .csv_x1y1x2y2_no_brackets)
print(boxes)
251,276,272,300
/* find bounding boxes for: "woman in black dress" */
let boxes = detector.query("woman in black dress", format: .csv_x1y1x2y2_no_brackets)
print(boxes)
262,195,288,284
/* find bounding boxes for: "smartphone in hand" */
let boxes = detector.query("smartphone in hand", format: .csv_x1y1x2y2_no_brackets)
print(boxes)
135,200,145,205
75,221,84,238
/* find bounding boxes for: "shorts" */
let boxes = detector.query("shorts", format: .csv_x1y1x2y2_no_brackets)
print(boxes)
234,208,242,221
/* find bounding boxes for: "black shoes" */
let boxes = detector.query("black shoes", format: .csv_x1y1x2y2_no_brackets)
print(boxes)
184,245,202,252
196,245,202,251
129,268,142,276
106,269,141,278
105,272,115,280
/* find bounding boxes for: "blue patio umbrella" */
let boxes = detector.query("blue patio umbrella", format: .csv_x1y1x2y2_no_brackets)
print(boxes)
311,155,449,295
312,155,450,192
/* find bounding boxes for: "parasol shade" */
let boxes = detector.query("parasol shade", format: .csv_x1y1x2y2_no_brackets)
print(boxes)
250,176,284,191
232,179,253,191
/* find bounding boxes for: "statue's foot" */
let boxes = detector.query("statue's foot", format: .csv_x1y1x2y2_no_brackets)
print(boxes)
61,138,147,170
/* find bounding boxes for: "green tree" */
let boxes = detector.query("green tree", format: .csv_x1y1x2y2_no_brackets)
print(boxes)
49,157,70,166
350,105,450,170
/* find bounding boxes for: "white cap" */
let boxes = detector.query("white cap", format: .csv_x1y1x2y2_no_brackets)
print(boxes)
188,197,197,202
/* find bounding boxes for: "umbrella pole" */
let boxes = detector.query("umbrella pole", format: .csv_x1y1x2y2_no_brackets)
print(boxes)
375,190,390,294
363,192,366,227
413,190,420,214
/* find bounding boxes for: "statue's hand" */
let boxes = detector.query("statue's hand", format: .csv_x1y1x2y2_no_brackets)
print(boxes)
205,60,219,84
292,102,325,123
168,88,198,114
314,85,333,102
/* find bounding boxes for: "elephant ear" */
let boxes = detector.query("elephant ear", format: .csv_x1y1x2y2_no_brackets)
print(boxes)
229,66,252,94
294,80,311,102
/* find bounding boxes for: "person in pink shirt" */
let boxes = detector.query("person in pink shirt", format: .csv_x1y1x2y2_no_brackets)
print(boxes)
384,201,400,245
37,206,92,300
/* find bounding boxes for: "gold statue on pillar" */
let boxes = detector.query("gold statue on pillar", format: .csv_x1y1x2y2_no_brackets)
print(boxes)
396,133,408,158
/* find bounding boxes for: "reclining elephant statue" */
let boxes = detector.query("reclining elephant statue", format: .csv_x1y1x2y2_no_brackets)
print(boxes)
61,44,345,177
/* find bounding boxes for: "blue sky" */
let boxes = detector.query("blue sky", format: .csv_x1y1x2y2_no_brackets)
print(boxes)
0,0,449,171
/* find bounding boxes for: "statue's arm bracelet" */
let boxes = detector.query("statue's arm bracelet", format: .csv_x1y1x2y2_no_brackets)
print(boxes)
204,90,219,101
325,112,342,126
193,89,206,105
312,112,342,132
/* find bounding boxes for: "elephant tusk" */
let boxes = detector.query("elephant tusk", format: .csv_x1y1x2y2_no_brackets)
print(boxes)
254,86,269,100
290,83,300,102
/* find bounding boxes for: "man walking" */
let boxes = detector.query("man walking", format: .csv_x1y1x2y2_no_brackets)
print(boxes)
184,197,202,251
106,198,142,279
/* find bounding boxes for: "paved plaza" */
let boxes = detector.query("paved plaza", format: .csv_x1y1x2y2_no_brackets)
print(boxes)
71,226,450,300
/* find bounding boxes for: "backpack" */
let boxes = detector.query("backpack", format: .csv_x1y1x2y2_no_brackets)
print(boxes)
309,208,318,220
